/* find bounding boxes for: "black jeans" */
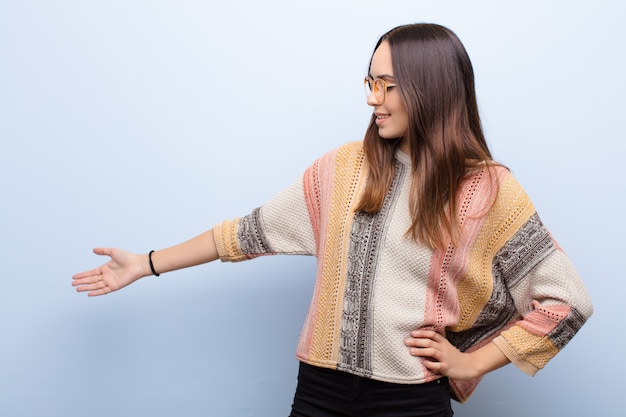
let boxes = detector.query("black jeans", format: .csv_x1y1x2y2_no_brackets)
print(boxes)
289,362,454,417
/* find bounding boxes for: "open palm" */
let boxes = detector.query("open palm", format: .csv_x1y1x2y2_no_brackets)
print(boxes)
72,247,146,296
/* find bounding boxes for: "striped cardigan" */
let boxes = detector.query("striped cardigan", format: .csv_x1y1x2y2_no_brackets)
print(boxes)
214,141,592,402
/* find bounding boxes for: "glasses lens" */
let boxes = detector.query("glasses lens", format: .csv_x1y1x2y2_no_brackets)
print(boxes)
374,79,384,101
364,78,373,97
364,78,385,102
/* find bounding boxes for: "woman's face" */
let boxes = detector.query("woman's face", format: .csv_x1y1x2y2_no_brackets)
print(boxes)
367,41,410,152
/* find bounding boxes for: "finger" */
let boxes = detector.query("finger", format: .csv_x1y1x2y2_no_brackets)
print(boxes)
422,358,443,373
88,286,111,297
410,329,444,341
404,336,436,348
72,277,92,287
72,273,102,287
75,280,104,292
408,346,439,358
93,247,113,257
72,267,103,280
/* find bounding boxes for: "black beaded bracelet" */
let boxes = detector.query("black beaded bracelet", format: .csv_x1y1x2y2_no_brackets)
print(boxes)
148,250,160,277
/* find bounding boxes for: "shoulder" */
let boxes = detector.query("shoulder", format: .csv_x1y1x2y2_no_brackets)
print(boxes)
338,141,364,154
306,141,364,174
464,163,525,197
479,165,538,233
320,141,363,162
459,164,533,220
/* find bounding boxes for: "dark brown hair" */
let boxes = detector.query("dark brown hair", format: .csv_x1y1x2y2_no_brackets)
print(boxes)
356,23,495,249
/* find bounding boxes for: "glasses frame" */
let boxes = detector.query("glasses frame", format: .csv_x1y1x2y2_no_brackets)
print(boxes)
364,76,396,103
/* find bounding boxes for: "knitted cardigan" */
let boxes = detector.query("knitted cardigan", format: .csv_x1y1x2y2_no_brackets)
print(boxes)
214,141,592,402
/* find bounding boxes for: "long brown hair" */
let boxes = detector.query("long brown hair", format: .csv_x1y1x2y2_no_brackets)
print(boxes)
356,23,494,249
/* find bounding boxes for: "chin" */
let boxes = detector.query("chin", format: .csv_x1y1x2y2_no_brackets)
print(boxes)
379,132,403,140
378,131,400,139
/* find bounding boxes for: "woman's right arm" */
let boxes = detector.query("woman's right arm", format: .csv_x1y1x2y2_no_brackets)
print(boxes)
72,229,219,297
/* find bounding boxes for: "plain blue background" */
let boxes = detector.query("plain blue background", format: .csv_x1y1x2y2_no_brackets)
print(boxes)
1,1,623,416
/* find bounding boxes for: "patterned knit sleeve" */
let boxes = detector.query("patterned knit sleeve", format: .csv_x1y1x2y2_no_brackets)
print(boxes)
489,172,593,376
213,175,317,262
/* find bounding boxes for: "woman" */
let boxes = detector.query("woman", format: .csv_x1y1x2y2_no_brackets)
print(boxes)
73,23,593,417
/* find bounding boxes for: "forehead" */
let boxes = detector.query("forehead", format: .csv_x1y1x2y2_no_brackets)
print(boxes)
369,41,394,77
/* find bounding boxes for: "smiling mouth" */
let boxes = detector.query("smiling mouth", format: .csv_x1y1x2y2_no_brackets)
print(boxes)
375,114,390,125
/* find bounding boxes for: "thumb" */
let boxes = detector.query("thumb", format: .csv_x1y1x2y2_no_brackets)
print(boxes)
93,247,113,257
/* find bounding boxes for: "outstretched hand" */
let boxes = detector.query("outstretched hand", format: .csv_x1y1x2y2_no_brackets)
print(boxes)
72,248,148,297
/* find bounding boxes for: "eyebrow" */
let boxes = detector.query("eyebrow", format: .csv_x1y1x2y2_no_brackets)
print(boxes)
368,73,396,81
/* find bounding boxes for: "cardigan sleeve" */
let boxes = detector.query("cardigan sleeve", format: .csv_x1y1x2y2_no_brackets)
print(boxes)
488,173,593,376
450,169,593,401
213,143,358,262
213,175,317,262
492,240,593,375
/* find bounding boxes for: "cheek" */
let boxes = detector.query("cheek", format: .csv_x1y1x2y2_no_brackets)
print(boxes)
396,110,409,132
390,98,409,130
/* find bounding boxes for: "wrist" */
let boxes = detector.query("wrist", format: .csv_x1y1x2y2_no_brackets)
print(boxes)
467,342,510,378
138,253,154,278
466,351,488,378
148,250,160,276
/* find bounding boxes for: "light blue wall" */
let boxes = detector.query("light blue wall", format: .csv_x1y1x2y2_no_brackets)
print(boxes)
1,1,623,416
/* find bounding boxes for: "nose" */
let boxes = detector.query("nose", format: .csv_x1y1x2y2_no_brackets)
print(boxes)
367,91,382,107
